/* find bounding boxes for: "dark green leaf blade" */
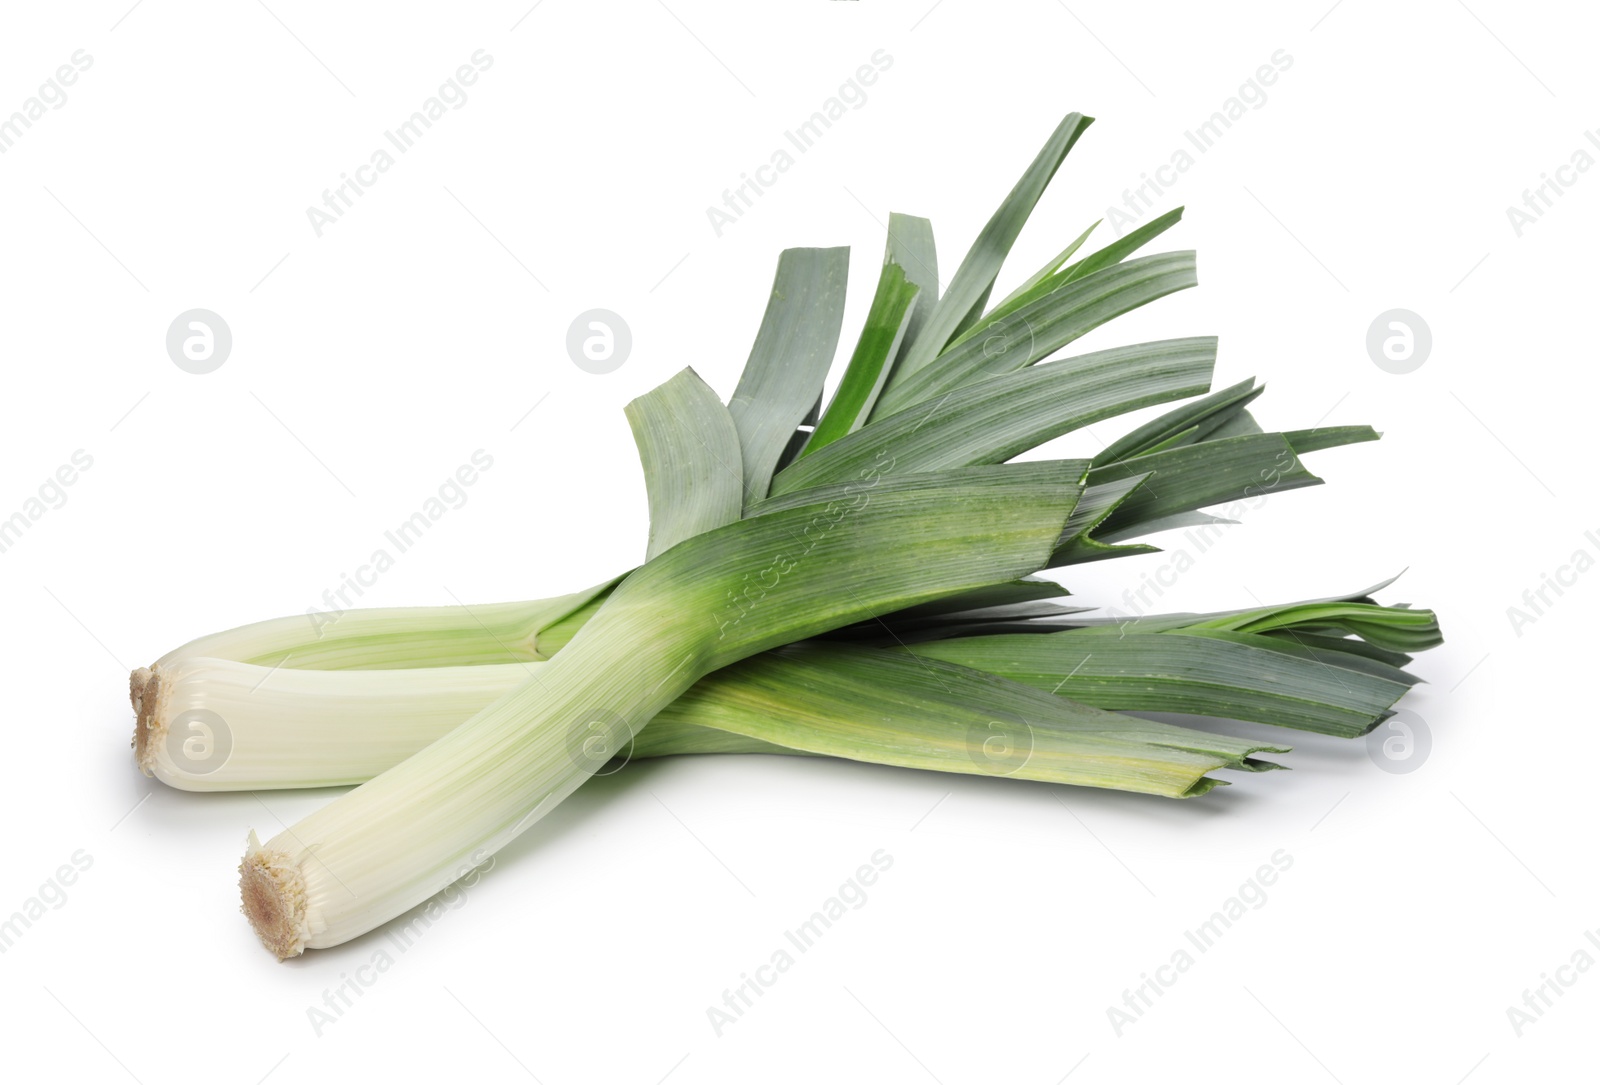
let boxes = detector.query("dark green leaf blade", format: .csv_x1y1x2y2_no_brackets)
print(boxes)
1283,426,1381,454
727,247,850,507
886,112,1095,387
802,261,921,457
874,251,1199,415
1056,206,1186,285
1094,377,1262,466
774,337,1214,496
1087,433,1323,541
910,629,1415,738
949,208,1185,355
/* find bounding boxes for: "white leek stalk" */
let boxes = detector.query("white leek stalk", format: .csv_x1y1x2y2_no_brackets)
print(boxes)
135,580,612,672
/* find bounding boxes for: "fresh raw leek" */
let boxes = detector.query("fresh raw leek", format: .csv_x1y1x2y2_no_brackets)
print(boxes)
125,109,1442,959
138,643,1293,795
133,587,1434,790
239,466,1084,957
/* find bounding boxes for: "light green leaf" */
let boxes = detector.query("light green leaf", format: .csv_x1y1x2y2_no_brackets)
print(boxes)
1066,586,1442,654
626,368,744,561
987,219,1100,315
651,642,1286,797
886,212,939,362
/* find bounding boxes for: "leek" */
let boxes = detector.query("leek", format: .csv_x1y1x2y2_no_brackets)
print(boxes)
239,466,1084,957
119,109,1443,960
134,588,1434,790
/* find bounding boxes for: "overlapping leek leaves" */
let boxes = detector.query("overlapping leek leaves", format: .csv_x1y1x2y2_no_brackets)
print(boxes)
127,109,1441,958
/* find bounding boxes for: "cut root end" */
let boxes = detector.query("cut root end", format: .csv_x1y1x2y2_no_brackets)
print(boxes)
130,666,162,776
239,837,310,960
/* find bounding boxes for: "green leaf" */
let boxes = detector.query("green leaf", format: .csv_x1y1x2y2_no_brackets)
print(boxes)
830,599,1093,646
1047,473,1160,567
986,219,1100,316
910,629,1415,738
1269,631,1416,671
1199,407,1265,441
1197,602,1442,653
676,460,1087,660
1094,378,1262,466
951,208,1185,356
873,251,1199,415
727,247,850,507
1056,207,1186,286
1089,420,1386,543
651,642,1286,797
626,368,744,561
751,461,1081,520
819,576,1083,644
773,425,814,474
886,112,1095,387
1200,628,1419,684
885,212,940,362
773,337,1214,497
1283,426,1381,454
883,576,1070,619
801,261,921,457
1066,584,1442,655
1087,433,1323,541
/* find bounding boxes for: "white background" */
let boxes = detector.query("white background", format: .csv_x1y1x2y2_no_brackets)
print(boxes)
0,1,1593,1081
